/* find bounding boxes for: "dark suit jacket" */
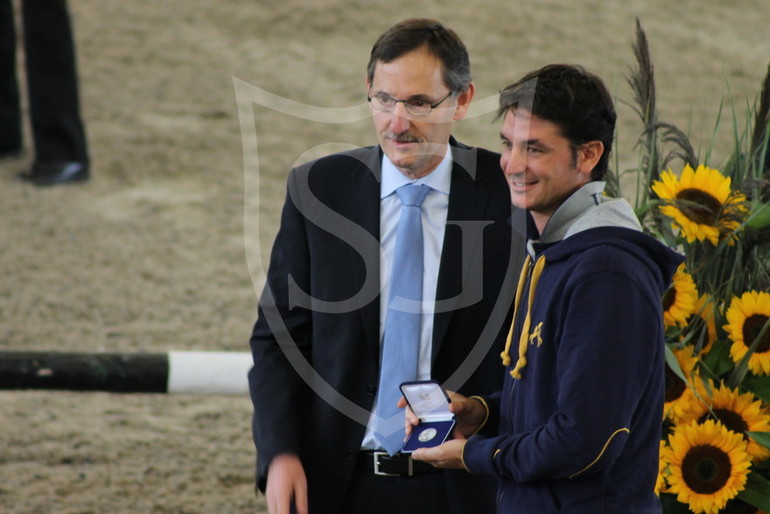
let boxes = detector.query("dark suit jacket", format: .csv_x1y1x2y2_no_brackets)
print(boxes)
248,138,523,513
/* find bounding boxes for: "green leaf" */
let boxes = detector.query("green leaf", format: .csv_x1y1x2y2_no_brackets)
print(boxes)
665,345,687,383
747,431,770,450
700,340,733,379
746,203,770,230
742,375,770,404
736,471,770,511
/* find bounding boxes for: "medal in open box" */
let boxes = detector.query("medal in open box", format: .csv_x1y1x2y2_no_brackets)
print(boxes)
400,380,456,453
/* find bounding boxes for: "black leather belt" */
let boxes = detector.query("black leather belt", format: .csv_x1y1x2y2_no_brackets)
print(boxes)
359,450,441,477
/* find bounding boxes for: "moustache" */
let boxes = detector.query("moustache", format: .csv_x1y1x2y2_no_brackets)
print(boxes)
385,132,420,143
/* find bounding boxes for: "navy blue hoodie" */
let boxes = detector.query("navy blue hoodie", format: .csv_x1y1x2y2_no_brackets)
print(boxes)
463,182,683,513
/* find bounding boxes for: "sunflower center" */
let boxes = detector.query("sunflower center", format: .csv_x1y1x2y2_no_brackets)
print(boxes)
664,364,686,402
681,444,732,494
698,409,749,439
743,314,770,353
662,287,677,313
676,188,722,225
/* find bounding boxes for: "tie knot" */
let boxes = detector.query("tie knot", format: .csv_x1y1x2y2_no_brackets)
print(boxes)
396,184,430,207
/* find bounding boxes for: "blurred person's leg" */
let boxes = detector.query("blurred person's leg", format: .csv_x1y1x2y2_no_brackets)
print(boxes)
21,0,89,184
0,0,22,155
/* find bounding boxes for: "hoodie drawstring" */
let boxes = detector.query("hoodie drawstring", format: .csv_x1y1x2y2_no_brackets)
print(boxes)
500,255,531,367
500,254,547,379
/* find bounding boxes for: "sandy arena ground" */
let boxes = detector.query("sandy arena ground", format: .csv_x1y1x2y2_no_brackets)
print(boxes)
1,0,769,511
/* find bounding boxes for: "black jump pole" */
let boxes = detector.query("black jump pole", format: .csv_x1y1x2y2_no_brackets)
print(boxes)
0,351,252,394
0,351,169,392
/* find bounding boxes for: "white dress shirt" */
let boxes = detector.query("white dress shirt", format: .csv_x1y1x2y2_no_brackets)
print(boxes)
361,145,452,450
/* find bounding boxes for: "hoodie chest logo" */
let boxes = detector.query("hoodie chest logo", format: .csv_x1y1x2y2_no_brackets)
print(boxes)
529,322,544,348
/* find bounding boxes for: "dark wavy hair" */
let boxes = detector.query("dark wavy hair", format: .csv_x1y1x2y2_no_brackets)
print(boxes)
498,64,617,180
366,18,472,94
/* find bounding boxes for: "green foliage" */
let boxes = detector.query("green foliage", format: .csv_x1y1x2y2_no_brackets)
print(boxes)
621,18,770,513
737,472,770,511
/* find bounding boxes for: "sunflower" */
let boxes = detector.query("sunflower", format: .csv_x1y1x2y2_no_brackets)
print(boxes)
683,294,718,356
663,419,752,514
656,440,669,495
651,164,747,245
725,291,770,375
678,381,770,461
663,263,699,329
665,347,704,423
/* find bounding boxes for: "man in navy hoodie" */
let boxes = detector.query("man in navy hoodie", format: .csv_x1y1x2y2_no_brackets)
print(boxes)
408,64,682,512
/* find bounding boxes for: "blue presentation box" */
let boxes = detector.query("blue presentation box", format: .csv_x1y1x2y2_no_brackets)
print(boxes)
400,380,455,453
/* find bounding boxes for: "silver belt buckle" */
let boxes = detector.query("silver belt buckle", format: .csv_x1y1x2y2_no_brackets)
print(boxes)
373,451,413,476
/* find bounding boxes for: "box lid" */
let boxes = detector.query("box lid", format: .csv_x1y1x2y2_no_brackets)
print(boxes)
400,381,453,422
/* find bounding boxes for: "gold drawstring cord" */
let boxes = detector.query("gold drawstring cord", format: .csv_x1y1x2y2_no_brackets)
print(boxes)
510,255,546,379
500,254,532,366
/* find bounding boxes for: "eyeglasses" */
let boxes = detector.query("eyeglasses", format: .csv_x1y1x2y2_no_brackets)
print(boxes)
367,91,454,116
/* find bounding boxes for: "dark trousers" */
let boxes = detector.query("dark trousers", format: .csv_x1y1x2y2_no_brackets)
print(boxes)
336,455,453,514
340,472,452,514
0,0,88,163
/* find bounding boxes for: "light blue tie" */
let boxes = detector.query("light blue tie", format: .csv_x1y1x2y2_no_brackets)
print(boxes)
374,183,431,455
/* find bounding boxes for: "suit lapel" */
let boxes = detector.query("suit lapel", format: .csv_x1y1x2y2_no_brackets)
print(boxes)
352,146,383,364
355,140,491,367
432,144,489,364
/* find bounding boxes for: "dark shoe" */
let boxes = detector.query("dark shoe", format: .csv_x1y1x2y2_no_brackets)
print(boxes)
19,161,90,186
0,147,22,159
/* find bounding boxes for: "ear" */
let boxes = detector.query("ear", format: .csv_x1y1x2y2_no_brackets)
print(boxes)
452,82,475,121
577,141,604,177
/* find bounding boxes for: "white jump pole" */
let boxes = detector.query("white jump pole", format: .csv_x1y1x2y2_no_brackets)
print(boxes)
167,351,253,395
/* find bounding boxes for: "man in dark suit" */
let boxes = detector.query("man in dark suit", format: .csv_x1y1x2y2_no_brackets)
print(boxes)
248,18,522,514
0,0,89,185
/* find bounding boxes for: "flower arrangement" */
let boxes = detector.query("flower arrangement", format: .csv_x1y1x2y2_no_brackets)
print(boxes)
615,19,770,514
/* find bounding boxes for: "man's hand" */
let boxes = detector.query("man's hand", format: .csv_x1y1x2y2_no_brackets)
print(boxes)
411,439,467,469
399,391,487,440
398,395,420,439
446,392,487,438
265,454,308,514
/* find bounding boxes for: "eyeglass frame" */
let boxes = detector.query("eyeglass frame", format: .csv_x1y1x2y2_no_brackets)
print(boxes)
367,89,455,116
